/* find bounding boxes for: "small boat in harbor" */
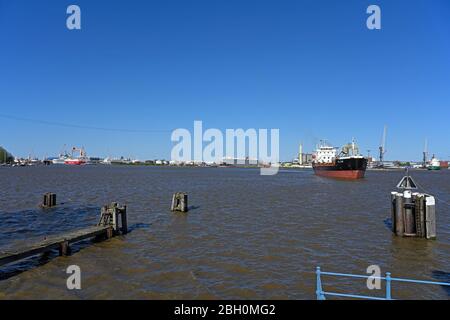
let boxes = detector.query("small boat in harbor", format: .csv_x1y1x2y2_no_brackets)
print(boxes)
312,139,368,179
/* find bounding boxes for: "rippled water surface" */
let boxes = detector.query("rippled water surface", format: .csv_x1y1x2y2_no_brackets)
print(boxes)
0,166,449,299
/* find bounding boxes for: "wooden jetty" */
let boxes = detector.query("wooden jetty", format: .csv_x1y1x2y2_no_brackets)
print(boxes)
0,202,128,267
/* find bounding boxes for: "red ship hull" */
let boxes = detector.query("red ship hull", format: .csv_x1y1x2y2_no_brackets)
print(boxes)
64,159,86,165
313,169,366,179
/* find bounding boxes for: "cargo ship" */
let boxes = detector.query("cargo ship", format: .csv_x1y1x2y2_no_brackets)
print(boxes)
312,140,368,179
427,156,441,171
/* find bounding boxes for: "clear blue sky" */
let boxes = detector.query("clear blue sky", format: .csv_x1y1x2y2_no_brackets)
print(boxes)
1,0,449,161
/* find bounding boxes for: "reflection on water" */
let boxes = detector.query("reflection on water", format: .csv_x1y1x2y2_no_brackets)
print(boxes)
0,166,449,299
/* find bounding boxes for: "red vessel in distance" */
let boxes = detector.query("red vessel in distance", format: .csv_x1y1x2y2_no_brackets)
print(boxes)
312,140,368,180
64,147,88,165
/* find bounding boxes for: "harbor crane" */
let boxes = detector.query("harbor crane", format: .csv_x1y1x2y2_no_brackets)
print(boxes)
379,125,387,164
423,139,428,167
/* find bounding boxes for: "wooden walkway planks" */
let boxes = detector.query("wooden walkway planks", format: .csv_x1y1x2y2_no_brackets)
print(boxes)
0,225,112,267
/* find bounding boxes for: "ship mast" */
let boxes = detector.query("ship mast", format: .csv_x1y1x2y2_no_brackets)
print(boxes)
379,125,387,164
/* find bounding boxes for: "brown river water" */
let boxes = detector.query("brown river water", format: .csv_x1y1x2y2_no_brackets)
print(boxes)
0,166,449,300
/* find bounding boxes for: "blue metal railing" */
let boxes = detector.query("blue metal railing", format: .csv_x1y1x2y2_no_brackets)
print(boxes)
316,266,450,300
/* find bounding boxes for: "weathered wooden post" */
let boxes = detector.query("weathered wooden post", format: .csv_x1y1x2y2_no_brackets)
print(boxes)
394,193,404,237
171,192,188,212
180,193,188,212
59,240,70,256
106,227,113,239
42,193,57,208
171,193,178,211
390,192,397,233
425,196,436,240
414,194,425,238
403,191,416,237
119,206,128,234
111,202,119,232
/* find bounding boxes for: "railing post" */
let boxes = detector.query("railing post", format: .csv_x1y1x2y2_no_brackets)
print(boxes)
316,267,326,300
385,272,392,300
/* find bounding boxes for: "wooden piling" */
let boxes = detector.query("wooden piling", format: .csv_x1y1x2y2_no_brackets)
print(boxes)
42,193,57,208
403,191,416,237
390,192,397,233
425,196,436,240
121,205,128,234
112,203,119,232
171,192,188,212
394,193,404,237
59,240,70,256
171,194,176,211
180,193,188,212
106,227,113,239
414,194,425,238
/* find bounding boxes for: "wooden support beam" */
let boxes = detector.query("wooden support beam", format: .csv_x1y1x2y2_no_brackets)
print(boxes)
121,205,128,234
106,227,113,239
59,241,70,256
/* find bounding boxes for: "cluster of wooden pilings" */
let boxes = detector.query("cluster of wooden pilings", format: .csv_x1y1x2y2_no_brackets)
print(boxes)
391,191,436,239
99,202,128,237
41,193,57,208
171,192,188,212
